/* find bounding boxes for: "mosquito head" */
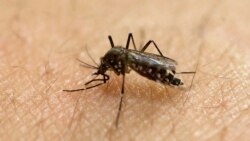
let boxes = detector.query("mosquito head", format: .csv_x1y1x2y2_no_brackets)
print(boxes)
94,58,109,75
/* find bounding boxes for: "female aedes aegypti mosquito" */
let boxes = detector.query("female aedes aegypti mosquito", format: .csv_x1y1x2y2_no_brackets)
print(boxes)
63,33,195,127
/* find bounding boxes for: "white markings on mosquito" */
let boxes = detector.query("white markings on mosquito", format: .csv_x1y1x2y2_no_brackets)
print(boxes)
157,73,161,79
148,68,152,73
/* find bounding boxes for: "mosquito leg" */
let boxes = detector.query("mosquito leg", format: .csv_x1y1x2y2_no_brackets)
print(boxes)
63,82,105,92
85,74,109,85
63,88,86,92
176,71,196,74
84,82,106,90
126,33,137,50
108,35,115,48
64,74,109,92
140,40,164,56
115,73,125,127
114,51,128,127
85,78,106,85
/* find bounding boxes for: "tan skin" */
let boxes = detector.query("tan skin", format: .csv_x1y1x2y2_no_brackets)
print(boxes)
0,0,249,141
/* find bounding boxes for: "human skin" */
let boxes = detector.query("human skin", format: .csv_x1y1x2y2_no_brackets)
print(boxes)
0,0,249,141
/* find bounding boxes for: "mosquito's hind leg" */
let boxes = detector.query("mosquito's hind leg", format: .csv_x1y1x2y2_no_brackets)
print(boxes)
140,40,164,56
126,33,137,50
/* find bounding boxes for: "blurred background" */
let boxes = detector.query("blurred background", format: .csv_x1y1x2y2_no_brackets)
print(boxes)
0,0,249,141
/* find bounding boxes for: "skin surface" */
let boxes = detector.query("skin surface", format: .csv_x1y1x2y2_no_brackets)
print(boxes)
0,0,249,141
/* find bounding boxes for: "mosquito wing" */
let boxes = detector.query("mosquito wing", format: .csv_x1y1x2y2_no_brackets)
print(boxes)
128,50,178,72
148,54,177,71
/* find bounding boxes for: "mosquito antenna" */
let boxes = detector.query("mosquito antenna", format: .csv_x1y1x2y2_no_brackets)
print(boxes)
85,46,99,67
76,58,98,69
79,64,97,69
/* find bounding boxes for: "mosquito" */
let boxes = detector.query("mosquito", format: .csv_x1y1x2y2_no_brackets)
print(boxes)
63,33,195,127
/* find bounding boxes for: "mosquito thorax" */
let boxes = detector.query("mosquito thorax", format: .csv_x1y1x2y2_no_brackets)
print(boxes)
100,47,128,75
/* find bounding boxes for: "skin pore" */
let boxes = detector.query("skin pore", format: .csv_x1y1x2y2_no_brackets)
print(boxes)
0,0,249,141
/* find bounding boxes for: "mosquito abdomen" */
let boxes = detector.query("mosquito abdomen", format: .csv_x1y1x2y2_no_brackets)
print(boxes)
127,52,182,86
